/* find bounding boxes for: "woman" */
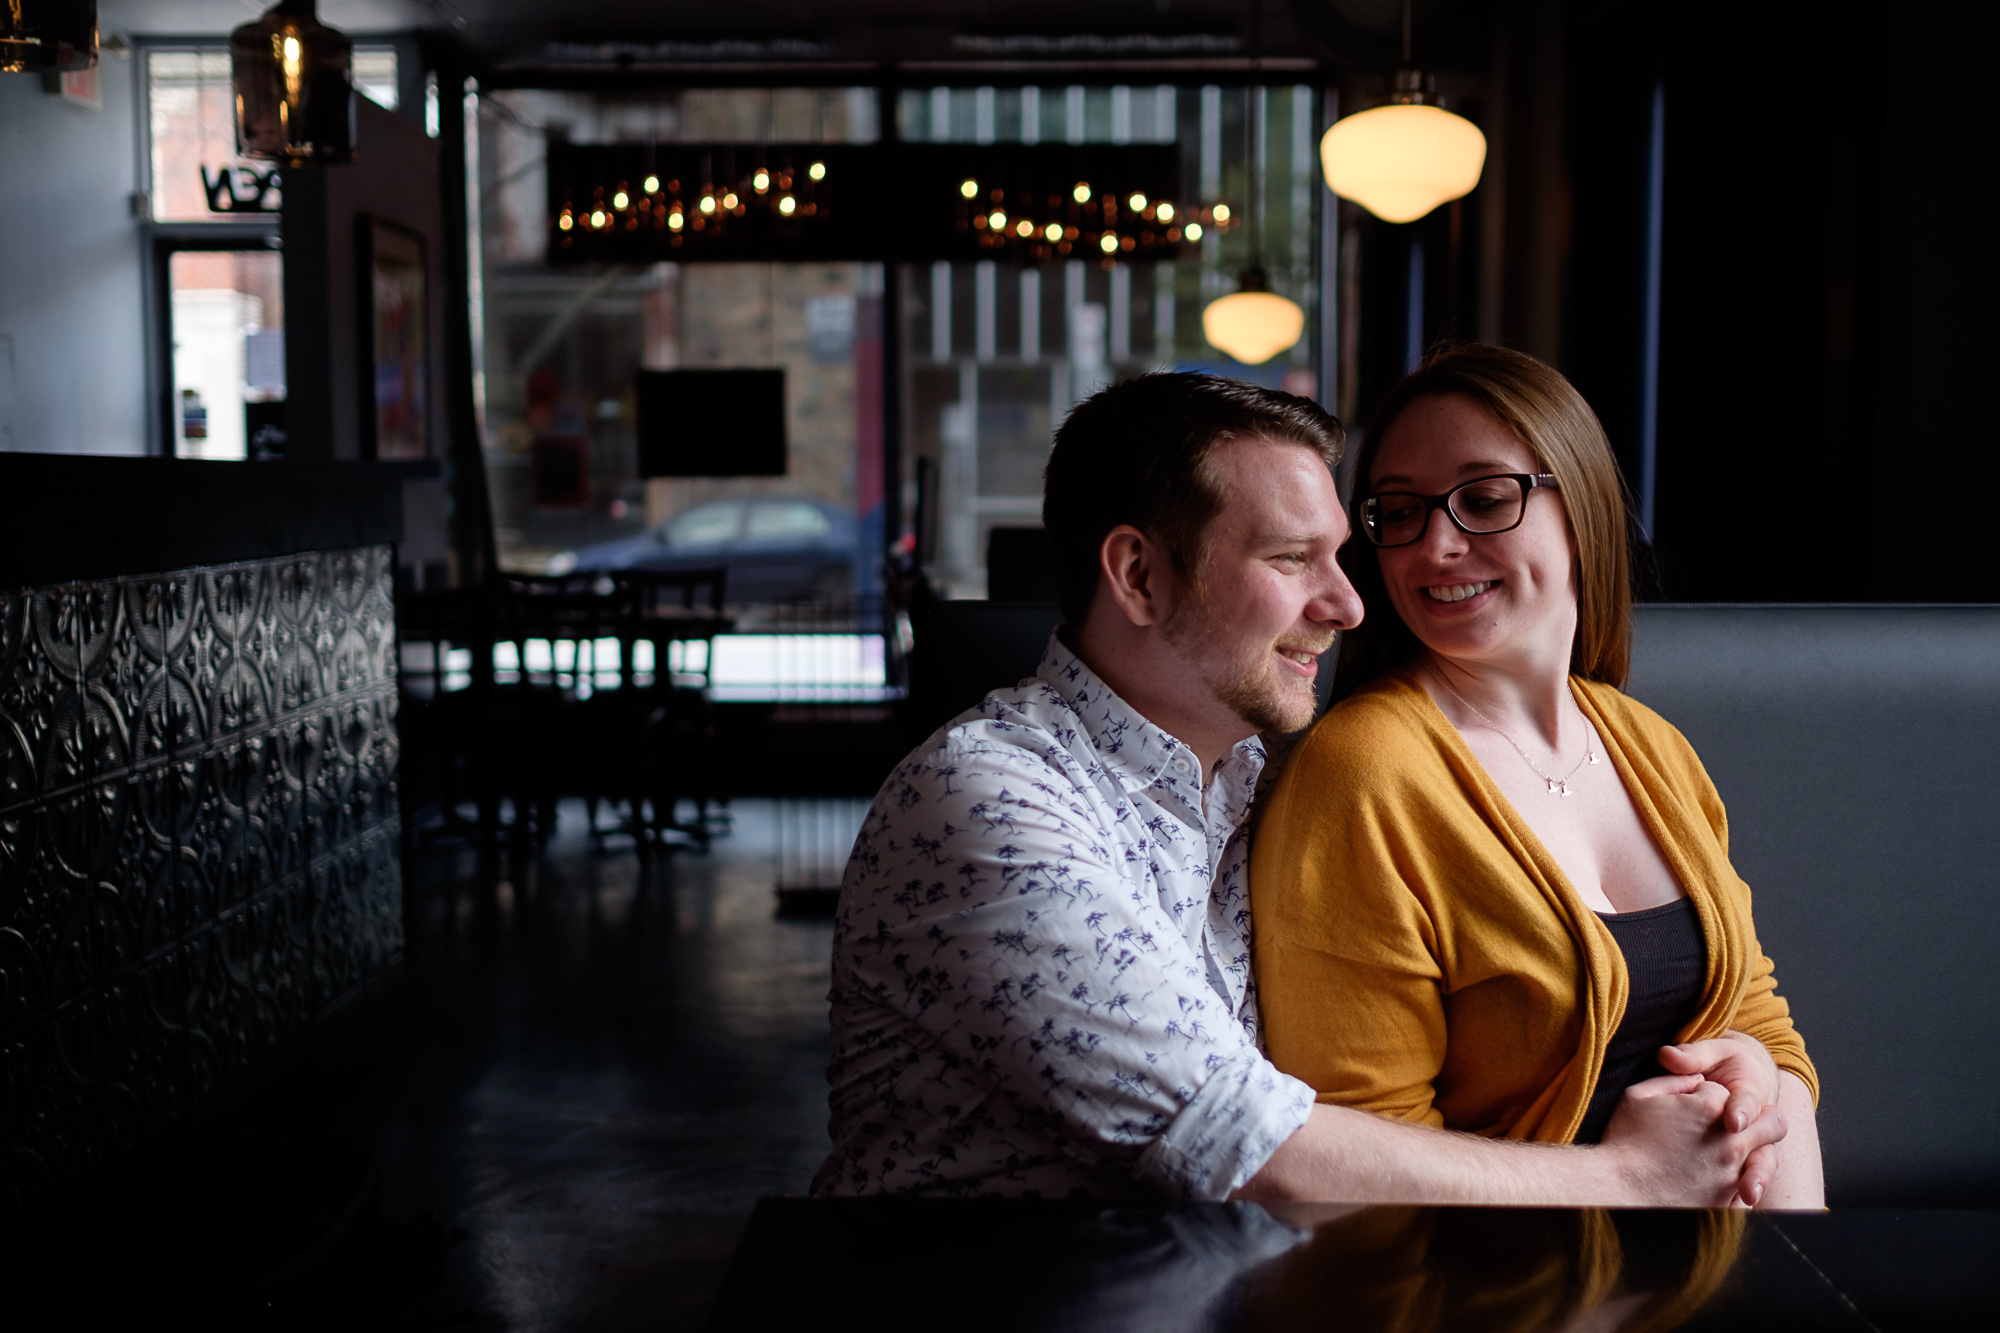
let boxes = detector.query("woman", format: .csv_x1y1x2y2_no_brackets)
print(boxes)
1251,344,1823,1206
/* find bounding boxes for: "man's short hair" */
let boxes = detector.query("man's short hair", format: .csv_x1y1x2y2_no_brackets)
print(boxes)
1041,373,1345,626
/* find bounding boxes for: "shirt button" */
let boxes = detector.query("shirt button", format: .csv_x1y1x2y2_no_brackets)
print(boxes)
1173,756,1190,773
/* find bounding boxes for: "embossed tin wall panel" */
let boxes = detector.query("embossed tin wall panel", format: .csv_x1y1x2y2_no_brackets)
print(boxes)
0,546,401,1201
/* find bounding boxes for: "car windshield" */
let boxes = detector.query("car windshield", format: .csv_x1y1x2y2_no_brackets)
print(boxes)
664,503,744,546
745,502,833,540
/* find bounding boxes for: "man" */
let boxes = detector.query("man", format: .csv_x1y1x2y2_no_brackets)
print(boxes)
814,374,1786,1204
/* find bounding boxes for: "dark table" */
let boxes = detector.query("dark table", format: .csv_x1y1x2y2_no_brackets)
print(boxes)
708,1198,1997,1331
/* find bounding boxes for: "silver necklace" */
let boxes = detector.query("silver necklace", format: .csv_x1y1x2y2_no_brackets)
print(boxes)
1430,670,1600,797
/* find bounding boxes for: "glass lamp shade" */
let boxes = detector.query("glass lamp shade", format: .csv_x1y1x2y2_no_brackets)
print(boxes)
1320,103,1487,224
1,0,97,73
1202,287,1306,366
230,0,355,167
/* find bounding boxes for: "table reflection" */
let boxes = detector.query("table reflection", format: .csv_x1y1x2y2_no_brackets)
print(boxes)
709,1198,1888,1331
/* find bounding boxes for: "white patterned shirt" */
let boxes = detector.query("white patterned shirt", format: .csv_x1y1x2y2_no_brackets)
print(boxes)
812,633,1317,1200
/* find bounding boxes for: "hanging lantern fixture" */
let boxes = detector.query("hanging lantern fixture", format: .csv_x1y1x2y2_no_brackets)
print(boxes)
1,0,97,74
1200,1,1306,368
230,0,356,168
1203,268,1307,366
1319,0,1487,223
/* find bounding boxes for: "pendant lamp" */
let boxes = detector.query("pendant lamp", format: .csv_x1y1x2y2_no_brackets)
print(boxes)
1,0,97,74
230,0,356,167
1201,1,1306,367
1319,0,1487,224
1203,268,1307,366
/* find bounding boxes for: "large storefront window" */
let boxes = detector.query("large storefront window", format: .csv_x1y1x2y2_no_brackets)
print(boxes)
897,84,1321,597
475,89,882,616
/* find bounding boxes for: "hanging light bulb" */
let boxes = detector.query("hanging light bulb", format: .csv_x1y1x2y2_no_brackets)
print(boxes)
1318,1,1486,223
230,0,355,167
1202,19,1306,369
1203,269,1306,365
1,0,97,73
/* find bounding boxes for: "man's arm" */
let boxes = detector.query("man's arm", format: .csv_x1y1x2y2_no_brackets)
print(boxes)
1233,1072,1788,1207
831,725,1313,1199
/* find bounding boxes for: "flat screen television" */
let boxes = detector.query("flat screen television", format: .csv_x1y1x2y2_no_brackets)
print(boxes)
636,368,787,477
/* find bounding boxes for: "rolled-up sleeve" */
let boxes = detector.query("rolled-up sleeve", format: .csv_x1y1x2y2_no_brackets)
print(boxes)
1135,1048,1316,1200
830,728,1308,1194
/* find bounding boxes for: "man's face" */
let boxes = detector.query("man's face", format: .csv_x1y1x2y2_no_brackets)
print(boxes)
1161,437,1365,734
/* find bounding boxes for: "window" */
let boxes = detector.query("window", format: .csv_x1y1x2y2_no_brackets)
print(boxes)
746,501,832,540
169,249,284,459
144,45,286,458
667,502,744,547
475,87,883,610
352,47,399,111
146,50,265,223
899,84,1322,597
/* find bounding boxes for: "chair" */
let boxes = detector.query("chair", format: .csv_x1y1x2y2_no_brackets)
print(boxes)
628,567,731,854
907,601,1061,741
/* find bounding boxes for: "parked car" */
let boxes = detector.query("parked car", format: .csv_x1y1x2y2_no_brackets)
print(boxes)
547,497,862,602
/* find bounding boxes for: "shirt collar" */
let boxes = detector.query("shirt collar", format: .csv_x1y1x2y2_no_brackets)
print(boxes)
1035,631,1266,802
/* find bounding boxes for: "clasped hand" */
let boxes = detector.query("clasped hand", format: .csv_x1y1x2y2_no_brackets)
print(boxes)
1604,1032,1786,1207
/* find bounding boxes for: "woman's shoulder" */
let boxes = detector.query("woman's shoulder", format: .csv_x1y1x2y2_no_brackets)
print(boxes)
1284,671,1454,790
1573,678,1712,785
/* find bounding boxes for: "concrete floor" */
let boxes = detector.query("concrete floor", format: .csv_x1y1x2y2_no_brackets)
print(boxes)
324,799,839,1330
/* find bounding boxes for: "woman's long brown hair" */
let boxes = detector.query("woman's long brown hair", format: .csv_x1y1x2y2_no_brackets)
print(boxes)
1331,343,1636,702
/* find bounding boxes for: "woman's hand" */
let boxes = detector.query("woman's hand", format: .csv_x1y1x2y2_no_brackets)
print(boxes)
1657,1031,1784,1206
1658,1032,1779,1131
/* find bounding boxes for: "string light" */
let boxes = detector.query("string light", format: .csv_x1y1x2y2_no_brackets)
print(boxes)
668,209,683,230
643,174,659,193
1073,182,1092,203
809,161,827,181
612,189,629,209
753,169,771,193
1213,203,1232,223
988,209,1007,231
1156,202,1175,222
699,195,716,214
1185,221,1203,241
1099,233,1118,254
960,178,980,199
778,196,797,216
722,191,739,209
558,212,573,231
589,209,606,228
1015,218,1034,238
1044,222,1063,242
1128,192,1148,212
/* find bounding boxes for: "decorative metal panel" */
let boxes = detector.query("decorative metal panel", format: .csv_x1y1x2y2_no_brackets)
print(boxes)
0,546,401,1204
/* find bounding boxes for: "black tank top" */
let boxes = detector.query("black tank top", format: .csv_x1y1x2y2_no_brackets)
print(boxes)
1573,896,1708,1144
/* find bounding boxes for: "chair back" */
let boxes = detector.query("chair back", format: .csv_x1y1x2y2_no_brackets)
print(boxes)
1625,604,2000,1206
908,601,1062,741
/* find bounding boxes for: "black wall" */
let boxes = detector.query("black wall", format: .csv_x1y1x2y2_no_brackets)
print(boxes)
1342,0,2000,603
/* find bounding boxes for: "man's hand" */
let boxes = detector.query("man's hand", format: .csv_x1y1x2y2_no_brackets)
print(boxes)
1599,1071,1788,1207
1657,1032,1781,1206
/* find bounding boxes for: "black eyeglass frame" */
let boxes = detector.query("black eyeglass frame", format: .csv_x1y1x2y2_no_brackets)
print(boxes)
1355,473,1562,548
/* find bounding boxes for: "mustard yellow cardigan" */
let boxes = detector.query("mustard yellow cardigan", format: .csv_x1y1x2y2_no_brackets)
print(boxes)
1251,670,1817,1143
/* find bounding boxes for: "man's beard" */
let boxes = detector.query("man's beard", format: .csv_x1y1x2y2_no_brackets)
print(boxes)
1162,595,1328,736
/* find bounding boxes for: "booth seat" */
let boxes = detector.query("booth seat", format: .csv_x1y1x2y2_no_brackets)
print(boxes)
910,601,2000,1207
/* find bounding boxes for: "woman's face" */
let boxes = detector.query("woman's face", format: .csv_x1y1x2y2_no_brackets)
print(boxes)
1367,393,1578,676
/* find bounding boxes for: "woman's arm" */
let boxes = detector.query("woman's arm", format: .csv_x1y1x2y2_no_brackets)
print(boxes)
1756,1071,1824,1209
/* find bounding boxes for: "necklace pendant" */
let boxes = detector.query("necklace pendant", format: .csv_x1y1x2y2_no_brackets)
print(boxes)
1547,778,1563,795
1588,751,1600,765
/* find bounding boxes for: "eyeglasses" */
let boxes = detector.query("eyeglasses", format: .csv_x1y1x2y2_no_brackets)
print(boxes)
1356,473,1561,548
